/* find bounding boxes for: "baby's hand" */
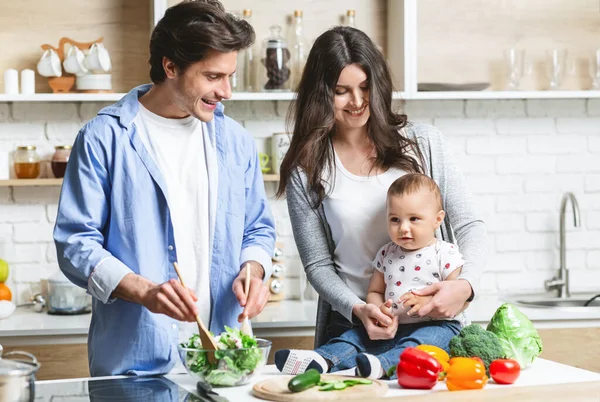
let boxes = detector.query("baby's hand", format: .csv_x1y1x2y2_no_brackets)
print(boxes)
379,299,394,319
399,291,433,317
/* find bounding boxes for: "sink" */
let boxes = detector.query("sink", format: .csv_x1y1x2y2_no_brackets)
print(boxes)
503,292,600,310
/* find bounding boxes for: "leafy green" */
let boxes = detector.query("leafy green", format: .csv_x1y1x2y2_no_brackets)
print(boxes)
486,303,543,368
180,326,264,386
449,324,505,375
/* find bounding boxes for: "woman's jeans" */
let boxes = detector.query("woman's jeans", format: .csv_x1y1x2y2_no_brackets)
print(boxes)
317,311,461,379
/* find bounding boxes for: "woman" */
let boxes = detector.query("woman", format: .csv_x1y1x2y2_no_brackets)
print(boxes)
276,26,487,350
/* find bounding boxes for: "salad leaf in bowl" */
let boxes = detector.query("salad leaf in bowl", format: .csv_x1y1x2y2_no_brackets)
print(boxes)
178,326,271,386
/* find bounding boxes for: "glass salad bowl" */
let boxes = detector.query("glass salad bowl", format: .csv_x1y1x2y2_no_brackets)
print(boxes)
178,327,271,387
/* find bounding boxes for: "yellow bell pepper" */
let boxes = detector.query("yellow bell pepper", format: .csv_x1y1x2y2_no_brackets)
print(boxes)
446,357,488,391
416,345,450,381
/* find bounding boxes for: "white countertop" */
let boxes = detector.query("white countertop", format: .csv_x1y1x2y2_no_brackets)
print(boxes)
36,359,600,401
3,294,600,342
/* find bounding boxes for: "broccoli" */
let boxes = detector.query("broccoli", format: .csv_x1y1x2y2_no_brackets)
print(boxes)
449,324,505,375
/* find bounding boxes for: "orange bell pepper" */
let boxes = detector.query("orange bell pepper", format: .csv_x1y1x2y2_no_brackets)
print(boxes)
446,357,489,391
416,345,450,381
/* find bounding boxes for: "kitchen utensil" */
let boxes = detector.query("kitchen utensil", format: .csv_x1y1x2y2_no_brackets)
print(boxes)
172,262,219,363
240,263,253,337
46,270,91,315
36,48,62,77
546,48,568,90
504,48,525,90
196,380,229,402
252,374,388,401
84,42,112,73
0,350,41,402
177,339,271,387
16,293,46,313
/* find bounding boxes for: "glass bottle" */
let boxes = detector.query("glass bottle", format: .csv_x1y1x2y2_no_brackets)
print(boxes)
51,145,72,178
242,9,256,92
290,10,309,89
260,25,291,91
346,9,356,28
14,145,40,179
229,11,243,92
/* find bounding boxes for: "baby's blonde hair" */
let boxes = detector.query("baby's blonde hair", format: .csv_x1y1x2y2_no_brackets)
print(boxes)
387,173,443,211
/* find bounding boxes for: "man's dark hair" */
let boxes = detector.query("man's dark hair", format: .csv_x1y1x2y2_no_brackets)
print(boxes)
149,0,255,83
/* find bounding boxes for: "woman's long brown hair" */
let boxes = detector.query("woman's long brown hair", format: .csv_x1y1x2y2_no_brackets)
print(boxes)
276,26,423,208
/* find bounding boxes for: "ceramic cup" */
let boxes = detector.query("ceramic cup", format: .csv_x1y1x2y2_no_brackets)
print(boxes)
258,152,270,173
84,43,111,73
36,49,62,77
63,46,88,75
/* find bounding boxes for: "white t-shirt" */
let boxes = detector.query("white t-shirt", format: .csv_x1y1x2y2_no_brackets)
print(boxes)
373,239,465,324
322,152,405,301
134,103,211,334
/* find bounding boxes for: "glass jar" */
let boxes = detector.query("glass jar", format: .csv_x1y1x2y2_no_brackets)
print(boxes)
260,25,291,91
51,145,72,178
13,146,40,179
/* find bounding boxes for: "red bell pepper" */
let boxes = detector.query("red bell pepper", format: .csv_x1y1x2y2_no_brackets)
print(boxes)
396,347,442,390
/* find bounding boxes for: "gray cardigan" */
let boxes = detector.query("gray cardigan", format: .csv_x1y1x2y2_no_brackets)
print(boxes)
285,123,487,348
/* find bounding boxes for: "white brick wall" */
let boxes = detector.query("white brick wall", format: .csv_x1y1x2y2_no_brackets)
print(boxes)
1,99,600,303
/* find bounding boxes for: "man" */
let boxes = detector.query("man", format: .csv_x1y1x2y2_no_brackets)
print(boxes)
53,0,276,376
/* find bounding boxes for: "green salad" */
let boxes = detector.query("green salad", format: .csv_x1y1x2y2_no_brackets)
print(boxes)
180,326,263,386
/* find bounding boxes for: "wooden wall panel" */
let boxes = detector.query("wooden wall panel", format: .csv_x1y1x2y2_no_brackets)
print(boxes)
0,0,150,94
167,0,387,55
417,0,600,90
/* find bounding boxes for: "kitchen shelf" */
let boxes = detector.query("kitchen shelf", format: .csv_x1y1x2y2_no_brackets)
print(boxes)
0,175,279,187
0,179,63,186
3,90,600,102
409,90,600,100
0,94,127,102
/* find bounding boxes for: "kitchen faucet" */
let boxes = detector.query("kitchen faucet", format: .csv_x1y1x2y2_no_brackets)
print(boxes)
544,192,581,298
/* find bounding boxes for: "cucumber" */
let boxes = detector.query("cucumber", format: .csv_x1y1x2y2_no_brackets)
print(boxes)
288,369,321,392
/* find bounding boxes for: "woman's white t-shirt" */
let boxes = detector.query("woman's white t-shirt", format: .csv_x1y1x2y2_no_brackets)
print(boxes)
322,152,405,302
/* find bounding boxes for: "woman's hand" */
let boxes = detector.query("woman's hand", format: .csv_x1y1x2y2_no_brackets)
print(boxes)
353,303,399,340
409,280,472,319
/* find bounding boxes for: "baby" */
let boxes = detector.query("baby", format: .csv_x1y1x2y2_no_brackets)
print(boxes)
275,173,467,379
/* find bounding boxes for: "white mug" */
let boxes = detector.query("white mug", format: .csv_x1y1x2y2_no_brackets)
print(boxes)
85,43,111,73
36,49,62,77
63,46,88,75
271,132,291,174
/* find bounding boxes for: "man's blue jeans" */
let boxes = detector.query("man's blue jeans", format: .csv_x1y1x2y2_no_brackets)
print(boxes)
316,317,461,379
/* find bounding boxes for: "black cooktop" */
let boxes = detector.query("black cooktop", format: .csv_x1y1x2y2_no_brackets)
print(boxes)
35,376,200,401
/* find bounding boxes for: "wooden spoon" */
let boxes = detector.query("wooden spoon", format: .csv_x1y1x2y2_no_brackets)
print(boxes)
172,262,218,363
240,263,254,337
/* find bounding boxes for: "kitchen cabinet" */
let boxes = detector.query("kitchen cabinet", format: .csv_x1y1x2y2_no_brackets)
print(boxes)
0,0,151,95
2,343,90,380
3,0,600,102
388,0,600,99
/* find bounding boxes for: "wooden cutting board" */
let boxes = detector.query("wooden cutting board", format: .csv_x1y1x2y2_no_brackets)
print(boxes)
252,374,388,401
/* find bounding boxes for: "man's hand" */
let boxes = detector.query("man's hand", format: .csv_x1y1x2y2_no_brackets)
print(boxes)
232,261,270,322
398,291,433,317
410,279,472,318
113,273,199,322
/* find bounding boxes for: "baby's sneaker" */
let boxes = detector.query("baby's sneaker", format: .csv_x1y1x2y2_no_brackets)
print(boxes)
355,353,385,379
274,349,328,375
